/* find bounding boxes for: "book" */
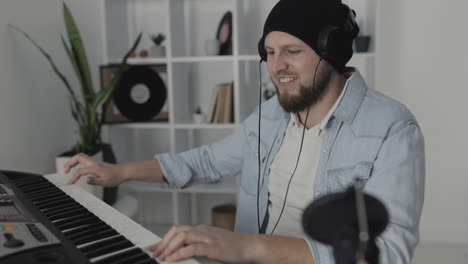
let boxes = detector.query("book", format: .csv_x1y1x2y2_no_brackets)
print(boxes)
207,82,234,123
222,82,234,123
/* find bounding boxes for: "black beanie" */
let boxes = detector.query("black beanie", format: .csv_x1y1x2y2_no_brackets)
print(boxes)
258,0,359,70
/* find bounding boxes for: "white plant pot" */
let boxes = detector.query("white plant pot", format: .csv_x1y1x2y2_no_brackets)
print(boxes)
192,113,205,124
56,151,104,200
204,39,220,56
150,45,166,57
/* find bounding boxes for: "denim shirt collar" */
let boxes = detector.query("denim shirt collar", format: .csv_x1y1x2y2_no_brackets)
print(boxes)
333,69,368,125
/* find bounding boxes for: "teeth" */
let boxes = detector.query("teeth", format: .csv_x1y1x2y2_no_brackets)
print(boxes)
279,77,296,83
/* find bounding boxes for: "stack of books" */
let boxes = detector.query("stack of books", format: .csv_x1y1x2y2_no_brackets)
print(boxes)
207,82,234,123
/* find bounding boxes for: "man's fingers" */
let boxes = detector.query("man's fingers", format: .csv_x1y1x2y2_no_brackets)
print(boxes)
67,166,96,185
147,243,159,252
153,225,191,256
158,231,193,260
164,243,208,262
63,153,88,173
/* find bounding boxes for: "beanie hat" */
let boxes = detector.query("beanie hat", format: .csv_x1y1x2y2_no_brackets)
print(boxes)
258,0,359,70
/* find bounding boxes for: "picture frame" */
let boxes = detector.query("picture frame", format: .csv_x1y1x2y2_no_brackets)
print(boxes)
216,11,233,55
100,64,169,123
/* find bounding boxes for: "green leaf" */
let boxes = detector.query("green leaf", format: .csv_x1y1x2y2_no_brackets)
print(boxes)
8,24,76,98
63,2,94,99
61,35,87,101
93,33,142,111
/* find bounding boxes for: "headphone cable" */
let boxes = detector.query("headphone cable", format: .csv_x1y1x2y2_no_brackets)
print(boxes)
270,58,323,235
257,59,263,232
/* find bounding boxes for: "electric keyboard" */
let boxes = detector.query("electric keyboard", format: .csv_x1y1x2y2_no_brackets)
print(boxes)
0,170,202,264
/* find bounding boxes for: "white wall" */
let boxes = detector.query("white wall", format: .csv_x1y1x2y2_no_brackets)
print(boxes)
378,0,468,243
0,0,104,174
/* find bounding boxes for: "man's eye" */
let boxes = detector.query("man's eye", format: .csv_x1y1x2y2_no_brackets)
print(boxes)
287,50,300,54
266,50,274,55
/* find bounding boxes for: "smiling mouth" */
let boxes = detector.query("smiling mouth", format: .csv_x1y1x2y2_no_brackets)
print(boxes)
278,77,297,83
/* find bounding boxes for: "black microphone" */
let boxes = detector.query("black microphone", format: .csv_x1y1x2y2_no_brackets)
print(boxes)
302,179,389,264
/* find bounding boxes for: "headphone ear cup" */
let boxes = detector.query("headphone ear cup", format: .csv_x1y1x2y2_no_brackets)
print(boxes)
316,26,338,59
258,37,267,62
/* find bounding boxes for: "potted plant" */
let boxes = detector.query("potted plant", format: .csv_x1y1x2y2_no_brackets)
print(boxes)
9,3,142,197
192,106,204,124
149,33,166,57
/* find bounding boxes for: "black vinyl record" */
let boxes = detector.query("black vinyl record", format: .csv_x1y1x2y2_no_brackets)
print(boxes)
113,66,167,122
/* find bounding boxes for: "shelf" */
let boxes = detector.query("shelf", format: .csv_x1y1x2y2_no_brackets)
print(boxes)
106,123,239,129
237,53,375,62
108,57,168,65
173,123,238,129
122,176,239,194
172,56,234,63
105,122,170,129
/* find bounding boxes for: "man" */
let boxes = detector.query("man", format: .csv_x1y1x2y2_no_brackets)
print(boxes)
65,0,425,263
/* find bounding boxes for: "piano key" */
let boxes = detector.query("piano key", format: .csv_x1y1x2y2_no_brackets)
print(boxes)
36,198,75,210
63,221,109,236
27,188,63,200
84,239,134,259
48,177,205,264
40,201,82,214
52,211,96,224
55,215,101,230
72,228,119,246
46,206,88,220
67,224,113,241
93,247,149,264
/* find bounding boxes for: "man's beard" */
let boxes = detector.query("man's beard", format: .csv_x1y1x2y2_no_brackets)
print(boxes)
275,68,332,113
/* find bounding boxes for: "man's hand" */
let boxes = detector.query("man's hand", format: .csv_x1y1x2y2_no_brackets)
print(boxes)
64,153,126,187
148,225,255,263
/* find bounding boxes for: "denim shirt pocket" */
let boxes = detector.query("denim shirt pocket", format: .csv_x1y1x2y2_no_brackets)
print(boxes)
326,161,373,194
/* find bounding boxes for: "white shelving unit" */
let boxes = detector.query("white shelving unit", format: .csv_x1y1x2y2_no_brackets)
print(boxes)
101,0,380,232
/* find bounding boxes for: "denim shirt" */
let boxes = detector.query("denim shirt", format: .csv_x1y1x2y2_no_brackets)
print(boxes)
155,71,425,264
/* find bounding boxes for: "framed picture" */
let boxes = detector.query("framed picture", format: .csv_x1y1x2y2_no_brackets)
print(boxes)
216,11,233,55
100,64,169,123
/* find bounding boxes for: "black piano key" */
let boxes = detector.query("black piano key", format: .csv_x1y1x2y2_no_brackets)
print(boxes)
63,221,108,237
22,186,61,197
132,258,160,264
34,195,73,206
12,176,50,186
6,174,161,264
18,181,56,192
29,191,68,202
66,223,111,240
28,189,64,200
52,211,96,225
82,237,134,258
43,203,83,218
80,236,126,253
40,201,81,213
102,252,151,264
72,229,119,245
36,197,75,210
47,207,88,221
93,248,147,264
85,240,134,259
55,215,101,230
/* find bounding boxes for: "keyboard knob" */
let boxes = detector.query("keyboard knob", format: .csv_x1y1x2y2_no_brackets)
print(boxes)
3,233,24,248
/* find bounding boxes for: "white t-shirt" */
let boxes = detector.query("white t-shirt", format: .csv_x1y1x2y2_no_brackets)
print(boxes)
266,77,350,237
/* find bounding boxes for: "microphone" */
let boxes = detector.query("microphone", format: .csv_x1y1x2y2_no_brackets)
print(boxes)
302,179,389,264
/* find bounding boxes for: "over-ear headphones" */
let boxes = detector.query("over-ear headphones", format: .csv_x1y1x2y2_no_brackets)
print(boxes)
316,4,358,64
258,4,359,65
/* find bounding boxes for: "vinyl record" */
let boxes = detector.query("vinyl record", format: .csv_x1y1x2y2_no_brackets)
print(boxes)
113,66,167,122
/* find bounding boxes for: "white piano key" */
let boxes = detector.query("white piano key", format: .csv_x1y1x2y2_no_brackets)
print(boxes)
44,174,220,264
60,184,202,264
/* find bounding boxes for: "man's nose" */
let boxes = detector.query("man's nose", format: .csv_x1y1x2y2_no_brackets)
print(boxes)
270,54,288,74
